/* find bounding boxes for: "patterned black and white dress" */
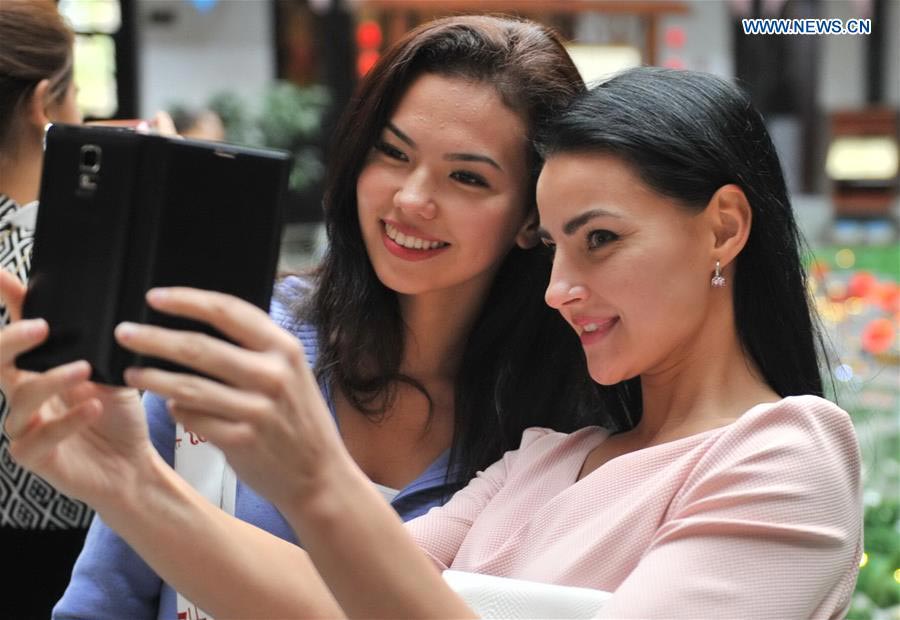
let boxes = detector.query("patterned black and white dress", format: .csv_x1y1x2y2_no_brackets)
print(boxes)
0,193,93,617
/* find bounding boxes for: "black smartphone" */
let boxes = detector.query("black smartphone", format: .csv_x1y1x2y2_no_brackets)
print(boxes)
17,124,291,385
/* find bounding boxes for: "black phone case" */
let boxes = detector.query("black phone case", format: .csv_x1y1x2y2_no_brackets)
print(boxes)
18,124,291,385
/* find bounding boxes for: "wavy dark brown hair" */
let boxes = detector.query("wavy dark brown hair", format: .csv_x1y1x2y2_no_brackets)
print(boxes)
296,15,609,486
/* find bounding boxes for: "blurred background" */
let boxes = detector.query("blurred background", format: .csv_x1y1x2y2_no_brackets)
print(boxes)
58,0,898,616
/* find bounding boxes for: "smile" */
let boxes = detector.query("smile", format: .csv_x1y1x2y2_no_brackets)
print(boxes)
380,221,450,261
384,222,449,250
573,317,618,346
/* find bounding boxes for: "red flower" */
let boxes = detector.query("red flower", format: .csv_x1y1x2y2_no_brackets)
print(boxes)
847,271,878,299
862,318,896,356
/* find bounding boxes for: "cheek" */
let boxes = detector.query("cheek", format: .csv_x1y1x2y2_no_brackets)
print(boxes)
620,253,708,350
458,203,524,261
355,166,388,229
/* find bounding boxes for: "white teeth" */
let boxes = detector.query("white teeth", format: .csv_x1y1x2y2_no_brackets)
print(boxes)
384,223,447,250
583,323,599,333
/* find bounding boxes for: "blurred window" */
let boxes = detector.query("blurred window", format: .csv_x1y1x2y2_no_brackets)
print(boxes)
59,0,121,33
59,0,121,118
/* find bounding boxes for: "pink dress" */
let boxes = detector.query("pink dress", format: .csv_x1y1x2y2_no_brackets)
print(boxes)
407,395,862,619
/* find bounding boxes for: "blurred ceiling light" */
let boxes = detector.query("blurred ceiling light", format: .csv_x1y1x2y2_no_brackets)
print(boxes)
826,137,899,181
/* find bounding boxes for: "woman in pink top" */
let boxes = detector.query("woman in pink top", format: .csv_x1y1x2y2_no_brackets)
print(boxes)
1,68,861,617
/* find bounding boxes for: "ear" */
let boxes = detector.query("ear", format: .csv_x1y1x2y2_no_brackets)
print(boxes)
705,184,751,270
26,79,53,129
514,208,541,249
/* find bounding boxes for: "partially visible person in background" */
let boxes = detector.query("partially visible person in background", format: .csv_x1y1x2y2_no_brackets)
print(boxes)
0,1,91,617
169,106,226,141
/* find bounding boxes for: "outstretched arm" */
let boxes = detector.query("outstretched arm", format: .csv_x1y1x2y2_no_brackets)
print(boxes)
0,271,342,618
118,286,477,619
3,274,475,618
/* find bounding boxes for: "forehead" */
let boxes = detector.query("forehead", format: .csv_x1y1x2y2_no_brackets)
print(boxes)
536,153,671,226
391,74,527,153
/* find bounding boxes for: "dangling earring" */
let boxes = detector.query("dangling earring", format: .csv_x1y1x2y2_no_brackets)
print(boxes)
711,261,726,288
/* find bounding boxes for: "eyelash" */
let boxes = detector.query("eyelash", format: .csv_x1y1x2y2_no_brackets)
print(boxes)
374,140,408,162
450,171,489,188
587,230,619,249
539,230,619,255
374,140,490,189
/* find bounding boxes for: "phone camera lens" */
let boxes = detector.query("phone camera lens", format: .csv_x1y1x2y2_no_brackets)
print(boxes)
80,145,102,172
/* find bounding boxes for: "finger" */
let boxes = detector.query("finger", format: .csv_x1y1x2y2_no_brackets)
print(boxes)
168,401,255,451
58,381,136,410
0,319,49,366
60,381,97,408
150,110,179,137
144,287,295,353
8,398,102,471
115,322,282,389
123,366,271,421
0,269,27,322
5,361,91,438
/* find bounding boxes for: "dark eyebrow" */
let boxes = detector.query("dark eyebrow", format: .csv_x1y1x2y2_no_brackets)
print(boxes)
538,208,621,240
386,122,501,172
444,153,502,171
562,209,621,236
386,123,415,147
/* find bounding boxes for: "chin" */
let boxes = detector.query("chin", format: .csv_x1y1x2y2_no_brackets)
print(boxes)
371,264,433,296
586,362,631,387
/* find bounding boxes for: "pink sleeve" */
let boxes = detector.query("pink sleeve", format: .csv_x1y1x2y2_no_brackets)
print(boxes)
597,397,862,619
405,428,554,570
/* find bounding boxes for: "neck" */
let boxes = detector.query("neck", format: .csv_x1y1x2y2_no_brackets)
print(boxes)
397,278,492,383
633,298,779,444
0,138,43,205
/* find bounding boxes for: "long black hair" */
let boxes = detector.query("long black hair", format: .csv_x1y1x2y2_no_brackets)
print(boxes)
298,16,606,485
538,67,828,429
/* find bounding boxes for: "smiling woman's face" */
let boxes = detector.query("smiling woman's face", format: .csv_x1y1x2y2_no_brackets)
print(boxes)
538,152,715,386
356,73,532,301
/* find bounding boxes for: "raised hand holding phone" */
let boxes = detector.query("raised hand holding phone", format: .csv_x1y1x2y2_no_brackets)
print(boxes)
0,269,150,510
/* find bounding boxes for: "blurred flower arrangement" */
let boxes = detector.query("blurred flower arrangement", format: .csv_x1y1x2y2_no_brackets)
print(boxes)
809,245,900,619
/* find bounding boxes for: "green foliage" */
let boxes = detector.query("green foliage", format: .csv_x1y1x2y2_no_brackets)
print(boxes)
179,82,331,193
257,82,329,149
206,91,257,146
857,499,900,608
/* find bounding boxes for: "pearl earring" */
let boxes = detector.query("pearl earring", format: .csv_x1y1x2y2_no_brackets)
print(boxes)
711,261,726,288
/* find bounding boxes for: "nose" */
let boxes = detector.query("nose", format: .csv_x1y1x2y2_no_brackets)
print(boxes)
544,256,589,310
394,168,437,220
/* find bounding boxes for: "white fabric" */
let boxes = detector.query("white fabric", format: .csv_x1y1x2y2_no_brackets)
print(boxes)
0,200,38,230
443,570,611,619
373,482,400,503
174,421,236,620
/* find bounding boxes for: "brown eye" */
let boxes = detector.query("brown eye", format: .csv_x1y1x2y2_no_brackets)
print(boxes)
587,230,618,249
450,170,489,188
